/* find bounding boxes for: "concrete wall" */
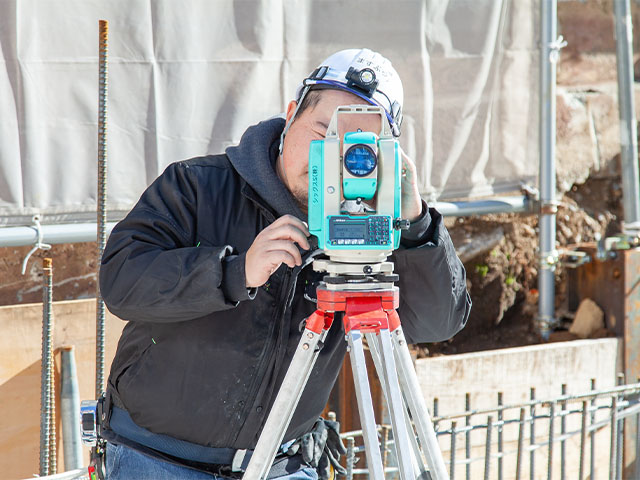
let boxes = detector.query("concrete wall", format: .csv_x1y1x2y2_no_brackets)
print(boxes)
415,338,624,479
0,299,124,480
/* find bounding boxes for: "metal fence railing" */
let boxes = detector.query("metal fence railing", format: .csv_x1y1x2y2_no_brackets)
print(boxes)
341,380,640,480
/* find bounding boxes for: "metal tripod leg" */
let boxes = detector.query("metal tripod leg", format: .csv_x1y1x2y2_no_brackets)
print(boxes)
346,329,386,480
366,332,429,478
392,326,448,480
370,329,417,479
243,325,328,480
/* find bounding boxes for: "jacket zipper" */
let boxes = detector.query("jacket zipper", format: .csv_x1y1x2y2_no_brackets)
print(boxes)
231,267,292,445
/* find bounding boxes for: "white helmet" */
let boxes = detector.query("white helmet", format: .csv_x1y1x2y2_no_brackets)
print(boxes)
280,49,404,153
295,48,404,136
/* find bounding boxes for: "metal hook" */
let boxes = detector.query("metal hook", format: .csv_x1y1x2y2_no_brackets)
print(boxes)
21,215,52,275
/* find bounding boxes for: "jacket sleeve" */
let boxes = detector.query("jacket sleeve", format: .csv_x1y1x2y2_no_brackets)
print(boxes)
391,201,471,343
99,162,255,323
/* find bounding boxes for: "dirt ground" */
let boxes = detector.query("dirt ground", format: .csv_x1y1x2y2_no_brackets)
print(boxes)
421,169,623,357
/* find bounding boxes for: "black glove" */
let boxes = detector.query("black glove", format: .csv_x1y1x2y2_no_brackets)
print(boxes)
290,418,348,479
318,419,347,479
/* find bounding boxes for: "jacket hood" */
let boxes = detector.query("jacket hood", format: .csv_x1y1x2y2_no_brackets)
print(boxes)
225,117,305,220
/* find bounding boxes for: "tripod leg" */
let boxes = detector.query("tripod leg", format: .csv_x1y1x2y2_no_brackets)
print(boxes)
366,332,429,478
346,330,385,480
391,326,448,480
242,325,328,480
373,329,417,479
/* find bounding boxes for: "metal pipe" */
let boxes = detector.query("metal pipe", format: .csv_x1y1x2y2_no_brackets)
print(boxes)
0,222,116,248
61,346,83,470
614,0,640,232
537,0,560,339
96,19,109,399
40,258,54,476
0,194,530,249
433,195,534,217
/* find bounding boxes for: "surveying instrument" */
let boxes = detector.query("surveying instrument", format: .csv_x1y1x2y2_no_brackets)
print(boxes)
243,105,448,479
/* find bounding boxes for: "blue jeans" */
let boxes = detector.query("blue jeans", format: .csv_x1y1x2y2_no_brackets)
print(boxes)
106,442,318,480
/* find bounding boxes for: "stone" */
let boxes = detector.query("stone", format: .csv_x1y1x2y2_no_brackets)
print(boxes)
570,298,605,339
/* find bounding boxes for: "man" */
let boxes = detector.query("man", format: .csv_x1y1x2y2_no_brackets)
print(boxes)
99,48,471,479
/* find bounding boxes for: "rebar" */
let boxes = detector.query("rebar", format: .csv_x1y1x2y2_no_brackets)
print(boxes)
560,385,566,480
465,393,471,480
617,374,625,480
380,425,389,470
579,400,588,480
450,421,456,480
590,379,596,479
346,437,355,480
530,388,536,480
636,384,640,480
96,19,109,399
610,397,618,480
515,408,525,480
497,392,503,480
484,416,493,480
39,258,54,476
547,402,555,480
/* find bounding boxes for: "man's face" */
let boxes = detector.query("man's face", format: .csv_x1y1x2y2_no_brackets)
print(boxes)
278,89,382,212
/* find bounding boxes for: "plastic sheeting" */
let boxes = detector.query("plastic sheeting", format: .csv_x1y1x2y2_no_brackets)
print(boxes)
0,0,539,226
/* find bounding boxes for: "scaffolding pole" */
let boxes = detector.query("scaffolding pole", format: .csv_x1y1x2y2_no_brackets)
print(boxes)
614,0,640,233
537,0,562,339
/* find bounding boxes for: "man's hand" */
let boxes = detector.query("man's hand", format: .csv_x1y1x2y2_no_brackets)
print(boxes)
245,215,311,288
400,148,424,222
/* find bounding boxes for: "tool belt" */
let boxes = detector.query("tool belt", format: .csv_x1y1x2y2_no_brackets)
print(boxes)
103,406,308,478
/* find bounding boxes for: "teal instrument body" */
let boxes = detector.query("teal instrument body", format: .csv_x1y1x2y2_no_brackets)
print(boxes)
308,106,403,256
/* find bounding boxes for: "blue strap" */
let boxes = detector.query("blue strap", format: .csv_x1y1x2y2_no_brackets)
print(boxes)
109,406,240,465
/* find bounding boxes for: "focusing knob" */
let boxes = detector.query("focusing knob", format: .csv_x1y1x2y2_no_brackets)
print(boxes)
394,218,410,230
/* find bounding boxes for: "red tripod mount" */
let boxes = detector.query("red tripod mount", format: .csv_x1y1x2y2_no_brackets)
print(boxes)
304,286,401,336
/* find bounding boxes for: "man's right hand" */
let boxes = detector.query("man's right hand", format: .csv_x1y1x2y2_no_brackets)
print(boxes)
245,215,311,288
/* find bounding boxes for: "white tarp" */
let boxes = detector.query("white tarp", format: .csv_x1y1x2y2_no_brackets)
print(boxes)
0,0,539,226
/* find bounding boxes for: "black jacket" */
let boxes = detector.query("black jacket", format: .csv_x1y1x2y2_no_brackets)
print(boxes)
100,117,470,451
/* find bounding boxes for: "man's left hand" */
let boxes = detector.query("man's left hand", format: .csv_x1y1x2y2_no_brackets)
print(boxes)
400,148,423,222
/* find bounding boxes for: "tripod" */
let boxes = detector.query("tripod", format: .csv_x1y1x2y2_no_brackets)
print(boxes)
243,265,448,480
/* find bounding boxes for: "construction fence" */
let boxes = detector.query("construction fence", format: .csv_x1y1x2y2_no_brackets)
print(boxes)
342,380,640,480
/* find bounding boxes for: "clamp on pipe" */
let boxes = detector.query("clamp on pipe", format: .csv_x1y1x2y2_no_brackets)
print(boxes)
539,249,559,271
21,215,52,275
548,35,568,63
